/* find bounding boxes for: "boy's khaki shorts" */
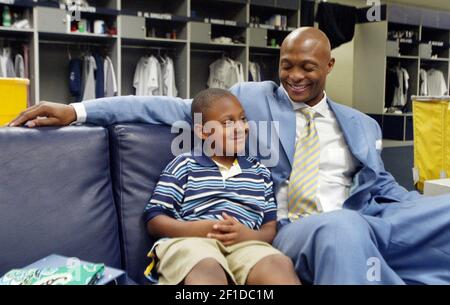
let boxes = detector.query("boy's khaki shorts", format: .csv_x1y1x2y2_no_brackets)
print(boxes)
155,237,283,285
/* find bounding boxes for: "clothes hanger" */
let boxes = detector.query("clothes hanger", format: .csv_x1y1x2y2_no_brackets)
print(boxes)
67,45,72,60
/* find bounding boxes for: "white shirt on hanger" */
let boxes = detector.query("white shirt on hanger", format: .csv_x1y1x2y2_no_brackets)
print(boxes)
82,55,97,101
14,54,25,78
162,56,178,97
133,56,160,96
427,69,448,96
103,56,117,97
0,48,16,78
392,67,409,107
419,69,428,96
207,57,243,89
249,62,261,82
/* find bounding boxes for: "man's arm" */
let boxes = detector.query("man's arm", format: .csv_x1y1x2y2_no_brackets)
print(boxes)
373,121,422,201
8,95,192,127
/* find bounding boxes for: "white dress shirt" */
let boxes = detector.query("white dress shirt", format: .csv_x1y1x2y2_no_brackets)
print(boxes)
276,87,359,220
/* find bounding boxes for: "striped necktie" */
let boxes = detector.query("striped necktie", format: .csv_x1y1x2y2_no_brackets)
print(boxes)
288,108,320,220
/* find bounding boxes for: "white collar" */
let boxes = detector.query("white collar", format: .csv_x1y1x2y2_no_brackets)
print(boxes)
281,84,329,118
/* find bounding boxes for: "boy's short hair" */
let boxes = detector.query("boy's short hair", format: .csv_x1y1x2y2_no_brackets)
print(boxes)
191,88,236,123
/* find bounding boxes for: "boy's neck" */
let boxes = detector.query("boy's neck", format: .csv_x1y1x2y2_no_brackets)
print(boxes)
211,155,236,169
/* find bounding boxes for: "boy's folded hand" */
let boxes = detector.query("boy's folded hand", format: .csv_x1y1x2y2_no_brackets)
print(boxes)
207,212,256,246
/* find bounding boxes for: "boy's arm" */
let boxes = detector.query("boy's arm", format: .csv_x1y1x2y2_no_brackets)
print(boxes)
147,215,218,239
207,213,276,246
207,167,279,246
144,156,220,239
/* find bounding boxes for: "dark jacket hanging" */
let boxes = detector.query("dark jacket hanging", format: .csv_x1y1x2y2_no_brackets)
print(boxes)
316,2,357,49
301,0,315,27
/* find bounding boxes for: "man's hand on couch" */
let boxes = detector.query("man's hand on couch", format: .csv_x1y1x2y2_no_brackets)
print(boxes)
8,102,77,127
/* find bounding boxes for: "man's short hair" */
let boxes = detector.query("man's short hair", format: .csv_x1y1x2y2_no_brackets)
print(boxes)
191,88,235,123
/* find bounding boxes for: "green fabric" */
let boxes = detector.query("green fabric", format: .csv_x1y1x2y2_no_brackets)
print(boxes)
0,263,105,285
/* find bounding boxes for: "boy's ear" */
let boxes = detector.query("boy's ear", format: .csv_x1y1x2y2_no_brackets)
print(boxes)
194,123,208,140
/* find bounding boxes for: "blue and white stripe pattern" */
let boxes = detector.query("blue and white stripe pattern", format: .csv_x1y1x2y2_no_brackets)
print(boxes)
144,151,277,230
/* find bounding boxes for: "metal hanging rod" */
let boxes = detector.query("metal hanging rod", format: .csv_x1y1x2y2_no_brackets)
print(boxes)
0,37,31,43
39,40,112,47
122,45,177,51
190,49,233,55
250,52,279,57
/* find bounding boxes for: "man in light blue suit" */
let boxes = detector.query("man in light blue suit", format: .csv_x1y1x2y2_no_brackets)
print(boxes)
9,28,450,284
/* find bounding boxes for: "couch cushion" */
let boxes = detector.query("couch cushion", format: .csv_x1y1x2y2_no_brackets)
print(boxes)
0,126,122,276
108,124,190,284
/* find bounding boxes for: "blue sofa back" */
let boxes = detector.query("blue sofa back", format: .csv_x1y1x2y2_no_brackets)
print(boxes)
0,124,188,284
0,126,122,276
108,124,189,283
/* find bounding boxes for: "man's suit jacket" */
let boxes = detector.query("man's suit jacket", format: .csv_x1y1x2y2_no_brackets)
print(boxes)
83,81,421,215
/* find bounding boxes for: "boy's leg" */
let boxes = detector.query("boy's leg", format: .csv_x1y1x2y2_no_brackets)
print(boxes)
156,237,236,285
183,258,228,285
246,254,301,285
225,240,300,285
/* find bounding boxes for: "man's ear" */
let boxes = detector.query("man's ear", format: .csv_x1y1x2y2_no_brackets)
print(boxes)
194,123,208,140
327,57,335,74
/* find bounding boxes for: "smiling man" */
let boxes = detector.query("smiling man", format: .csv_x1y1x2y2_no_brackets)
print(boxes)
8,27,450,284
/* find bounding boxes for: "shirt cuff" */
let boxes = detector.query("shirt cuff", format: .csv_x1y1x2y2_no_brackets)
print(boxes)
70,102,87,124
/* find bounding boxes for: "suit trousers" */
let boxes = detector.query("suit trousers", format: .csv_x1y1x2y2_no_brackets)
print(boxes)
273,193,450,284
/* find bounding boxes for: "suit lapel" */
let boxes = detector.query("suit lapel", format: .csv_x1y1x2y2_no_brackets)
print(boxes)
328,99,370,166
268,87,297,166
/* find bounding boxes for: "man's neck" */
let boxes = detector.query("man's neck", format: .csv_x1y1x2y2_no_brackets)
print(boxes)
304,92,326,108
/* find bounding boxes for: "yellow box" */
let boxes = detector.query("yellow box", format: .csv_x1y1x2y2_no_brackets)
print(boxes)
413,97,450,192
0,78,30,126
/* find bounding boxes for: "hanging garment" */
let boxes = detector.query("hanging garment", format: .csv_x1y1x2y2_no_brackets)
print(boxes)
207,57,243,89
385,68,399,108
103,56,117,97
133,56,160,96
69,58,83,102
392,67,409,108
316,2,357,49
82,55,90,96
23,44,29,79
249,62,262,82
14,54,25,78
161,56,178,97
426,69,448,96
82,55,97,101
419,69,428,96
236,61,245,84
156,56,164,96
0,48,16,77
0,49,6,77
301,0,316,26
94,54,105,99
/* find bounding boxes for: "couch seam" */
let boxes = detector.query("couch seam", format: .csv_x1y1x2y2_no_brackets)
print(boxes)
115,126,128,271
103,127,122,269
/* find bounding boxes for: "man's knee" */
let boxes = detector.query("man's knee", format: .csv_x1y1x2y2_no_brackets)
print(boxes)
312,210,371,245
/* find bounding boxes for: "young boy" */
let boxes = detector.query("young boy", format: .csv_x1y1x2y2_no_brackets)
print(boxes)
143,88,300,285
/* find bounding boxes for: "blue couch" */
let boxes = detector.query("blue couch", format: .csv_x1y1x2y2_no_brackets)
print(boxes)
0,123,415,285
0,124,187,284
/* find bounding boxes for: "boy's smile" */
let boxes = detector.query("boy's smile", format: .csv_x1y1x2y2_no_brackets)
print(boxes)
195,95,249,166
